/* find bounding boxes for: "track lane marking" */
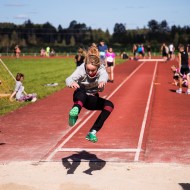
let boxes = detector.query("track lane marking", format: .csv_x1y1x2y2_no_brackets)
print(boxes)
57,148,140,152
45,62,145,161
134,61,158,161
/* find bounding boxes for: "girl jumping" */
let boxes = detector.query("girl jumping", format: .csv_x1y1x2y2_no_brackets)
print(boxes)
65,46,114,143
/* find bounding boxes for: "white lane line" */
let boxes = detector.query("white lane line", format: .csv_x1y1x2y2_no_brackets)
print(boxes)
134,61,158,162
46,62,145,161
138,59,164,62
57,148,140,152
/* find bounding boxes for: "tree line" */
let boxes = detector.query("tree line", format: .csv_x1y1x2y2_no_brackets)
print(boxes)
0,19,190,54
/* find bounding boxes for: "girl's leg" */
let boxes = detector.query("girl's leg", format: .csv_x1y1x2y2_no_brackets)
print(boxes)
73,88,87,111
89,99,114,132
176,77,183,94
110,66,114,81
22,93,37,101
69,88,87,126
0,94,10,98
84,95,114,142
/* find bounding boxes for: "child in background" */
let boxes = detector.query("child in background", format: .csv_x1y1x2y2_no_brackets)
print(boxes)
66,46,114,143
171,65,181,86
14,45,21,58
106,47,115,83
9,73,37,102
75,47,86,67
171,65,188,87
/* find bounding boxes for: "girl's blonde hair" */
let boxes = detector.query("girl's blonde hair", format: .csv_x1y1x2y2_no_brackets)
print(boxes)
85,46,100,67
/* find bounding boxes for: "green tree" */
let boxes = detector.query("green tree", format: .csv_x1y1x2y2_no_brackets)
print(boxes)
10,30,18,46
70,36,75,46
148,20,159,32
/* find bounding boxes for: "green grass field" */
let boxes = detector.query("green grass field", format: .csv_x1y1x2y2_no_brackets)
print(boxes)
0,56,125,115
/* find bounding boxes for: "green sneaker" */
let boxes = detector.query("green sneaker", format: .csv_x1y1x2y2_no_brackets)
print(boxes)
86,132,98,143
69,107,79,127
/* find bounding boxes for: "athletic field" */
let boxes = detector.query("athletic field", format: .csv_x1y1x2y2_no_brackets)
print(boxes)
0,57,190,190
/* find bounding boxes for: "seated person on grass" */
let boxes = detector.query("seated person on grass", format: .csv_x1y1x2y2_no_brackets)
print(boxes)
9,73,37,102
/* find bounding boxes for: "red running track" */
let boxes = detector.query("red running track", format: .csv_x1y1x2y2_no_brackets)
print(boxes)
0,59,190,164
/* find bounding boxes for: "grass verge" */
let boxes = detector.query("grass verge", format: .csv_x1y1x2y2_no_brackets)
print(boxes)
0,56,125,115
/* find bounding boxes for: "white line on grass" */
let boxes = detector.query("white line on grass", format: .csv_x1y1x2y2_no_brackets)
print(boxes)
45,62,145,161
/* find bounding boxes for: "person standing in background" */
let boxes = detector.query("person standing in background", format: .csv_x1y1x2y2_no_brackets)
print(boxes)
161,43,169,61
176,44,190,94
147,44,151,59
46,46,50,57
132,44,138,60
98,40,108,66
14,45,21,58
75,47,86,67
169,43,175,60
105,47,115,83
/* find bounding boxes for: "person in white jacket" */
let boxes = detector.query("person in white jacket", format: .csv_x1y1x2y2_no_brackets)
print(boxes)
9,73,37,102
65,46,114,143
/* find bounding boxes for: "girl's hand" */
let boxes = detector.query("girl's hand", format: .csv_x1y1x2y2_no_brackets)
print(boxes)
9,97,15,102
70,82,80,89
98,81,106,89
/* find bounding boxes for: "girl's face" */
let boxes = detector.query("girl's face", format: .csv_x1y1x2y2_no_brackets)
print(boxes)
86,63,98,78
20,77,24,81
179,47,184,52
109,48,112,52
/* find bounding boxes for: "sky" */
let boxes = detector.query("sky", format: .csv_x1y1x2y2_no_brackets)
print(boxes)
0,0,190,34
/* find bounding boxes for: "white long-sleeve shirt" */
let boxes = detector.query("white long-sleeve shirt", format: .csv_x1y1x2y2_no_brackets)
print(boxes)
65,63,108,94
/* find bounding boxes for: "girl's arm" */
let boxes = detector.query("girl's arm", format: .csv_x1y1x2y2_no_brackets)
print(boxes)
178,52,181,68
113,58,116,67
65,64,84,87
9,91,16,102
77,54,81,61
113,53,116,67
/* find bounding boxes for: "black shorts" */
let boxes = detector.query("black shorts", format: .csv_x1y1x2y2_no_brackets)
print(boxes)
169,51,173,55
173,74,179,80
107,62,114,67
162,52,168,57
180,66,190,75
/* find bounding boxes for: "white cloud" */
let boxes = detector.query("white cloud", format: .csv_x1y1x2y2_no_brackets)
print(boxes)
14,15,29,20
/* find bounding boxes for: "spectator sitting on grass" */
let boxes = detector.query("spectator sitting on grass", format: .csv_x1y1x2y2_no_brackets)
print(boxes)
9,73,37,102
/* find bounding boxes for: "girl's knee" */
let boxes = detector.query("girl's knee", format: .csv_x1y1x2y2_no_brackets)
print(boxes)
104,100,114,112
